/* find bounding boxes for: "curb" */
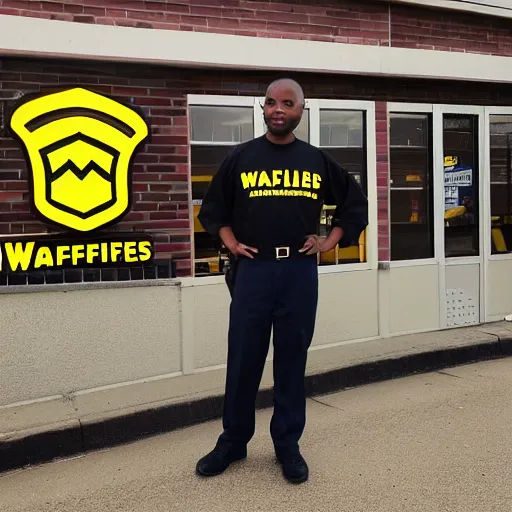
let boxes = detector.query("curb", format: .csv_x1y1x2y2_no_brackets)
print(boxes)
2,335,512,474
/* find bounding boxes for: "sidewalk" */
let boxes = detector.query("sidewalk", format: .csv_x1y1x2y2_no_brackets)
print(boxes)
3,357,512,512
2,321,512,474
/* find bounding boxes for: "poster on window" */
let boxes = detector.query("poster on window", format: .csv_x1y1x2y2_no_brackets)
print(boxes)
444,156,474,210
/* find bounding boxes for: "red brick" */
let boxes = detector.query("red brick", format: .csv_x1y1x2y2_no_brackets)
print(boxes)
10,202,30,212
63,4,83,14
40,2,63,13
0,8,21,15
158,203,179,211
0,170,21,180
377,175,388,187
4,181,28,190
151,212,177,221
0,192,23,201
133,173,162,182
2,0,34,9
129,220,189,230
73,14,95,23
140,192,172,202
378,249,389,261
239,19,268,31
149,184,173,192
207,17,240,29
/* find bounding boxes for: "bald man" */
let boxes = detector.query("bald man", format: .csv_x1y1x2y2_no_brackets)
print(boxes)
196,78,368,484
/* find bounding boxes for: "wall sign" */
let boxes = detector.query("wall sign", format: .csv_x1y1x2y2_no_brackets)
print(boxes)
1,87,154,274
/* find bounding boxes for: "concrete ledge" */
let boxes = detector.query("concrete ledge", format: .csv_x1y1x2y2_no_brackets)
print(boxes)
1,322,512,474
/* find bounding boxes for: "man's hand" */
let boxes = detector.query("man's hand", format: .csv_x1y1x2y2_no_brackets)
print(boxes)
230,242,259,259
299,235,324,255
299,227,344,256
219,226,258,259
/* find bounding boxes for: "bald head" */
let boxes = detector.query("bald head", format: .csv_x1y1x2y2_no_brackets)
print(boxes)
263,78,305,142
265,78,305,105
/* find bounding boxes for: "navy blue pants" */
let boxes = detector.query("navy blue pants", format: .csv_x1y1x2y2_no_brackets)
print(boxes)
217,256,318,459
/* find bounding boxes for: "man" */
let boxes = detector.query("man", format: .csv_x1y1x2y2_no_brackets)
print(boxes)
196,78,368,484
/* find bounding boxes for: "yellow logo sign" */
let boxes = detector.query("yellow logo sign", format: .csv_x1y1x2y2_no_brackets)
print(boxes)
9,88,149,232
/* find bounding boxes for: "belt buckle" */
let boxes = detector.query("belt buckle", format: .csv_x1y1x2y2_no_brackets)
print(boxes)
275,246,290,259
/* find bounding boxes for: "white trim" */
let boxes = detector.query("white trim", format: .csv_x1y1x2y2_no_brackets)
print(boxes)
180,275,225,287
489,253,512,261
482,108,492,322
190,141,247,146
364,102,379,272
309,103,321,147
433,106,447,326
3,15,512,84
445,257,481,266
317,100,376,111
187,96,378,276
487,107,512,116
478,110,488,323
390,258,438,268
388,103,434,114
317,263,372,274
387,0,512,20
179,262,374,287
435,105,487,327
486,106,512,281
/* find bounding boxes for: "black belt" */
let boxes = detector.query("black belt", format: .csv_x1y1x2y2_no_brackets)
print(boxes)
251,242,312,260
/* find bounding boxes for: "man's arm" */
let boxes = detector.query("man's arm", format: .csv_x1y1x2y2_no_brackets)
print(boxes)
322,151,369,250
197,151,258,259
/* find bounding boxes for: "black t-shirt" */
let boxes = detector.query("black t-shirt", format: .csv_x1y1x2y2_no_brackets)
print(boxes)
198,135,368,248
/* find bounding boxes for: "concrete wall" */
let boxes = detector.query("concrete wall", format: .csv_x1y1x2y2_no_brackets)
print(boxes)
0,270,381,408
388,265,440,335
488,259,512,319
2,260,510,409
0,283,182,407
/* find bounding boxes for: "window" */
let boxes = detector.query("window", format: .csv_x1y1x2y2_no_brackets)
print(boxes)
443,114,479,257
294,107,309,142
389,113,434,261
318,109,367,266
489,115,512,255
190,104,254,276
188,97,373,277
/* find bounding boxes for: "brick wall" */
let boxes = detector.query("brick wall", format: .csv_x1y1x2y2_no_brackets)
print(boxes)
3,58,512,277
375,101,389,262
391,5,512,56
2,0,512,56
0,59,192,275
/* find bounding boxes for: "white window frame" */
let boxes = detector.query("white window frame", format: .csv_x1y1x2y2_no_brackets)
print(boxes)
485,106,512,262
387,102,437,268
185,94,378,284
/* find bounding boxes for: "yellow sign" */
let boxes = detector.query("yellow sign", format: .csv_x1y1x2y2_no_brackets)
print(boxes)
0,234,154,274
2,88,156,275
9,87,149,232
444,155,458,167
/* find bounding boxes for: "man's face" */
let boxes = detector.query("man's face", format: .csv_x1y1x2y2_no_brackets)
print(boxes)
263,83,304,137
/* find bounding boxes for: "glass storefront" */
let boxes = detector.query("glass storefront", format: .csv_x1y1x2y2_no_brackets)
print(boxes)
188,97,375,276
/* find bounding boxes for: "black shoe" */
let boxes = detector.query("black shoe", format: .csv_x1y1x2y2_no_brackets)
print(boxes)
278,453,309,484
196,443,247,477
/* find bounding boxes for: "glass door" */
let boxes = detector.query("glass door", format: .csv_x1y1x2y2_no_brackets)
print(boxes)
435,106,486,328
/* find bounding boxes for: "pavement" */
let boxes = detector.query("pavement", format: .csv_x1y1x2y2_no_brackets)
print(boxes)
1,357,512,512
2,321,512,474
